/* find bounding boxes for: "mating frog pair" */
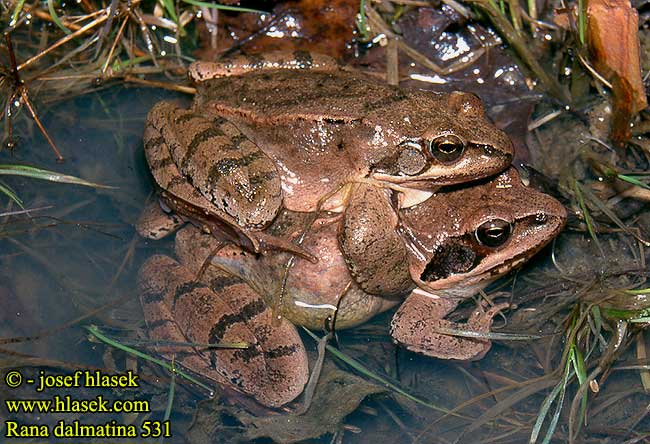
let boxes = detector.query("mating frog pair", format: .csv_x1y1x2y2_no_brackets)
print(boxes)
137,51,566,407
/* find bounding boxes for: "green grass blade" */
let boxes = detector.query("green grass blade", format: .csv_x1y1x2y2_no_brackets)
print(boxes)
591,306,602,331
601,306,650,321
571,348,587,386
0,164,115,189
112,55,154,72
432,326,544,340
357,0,370,40
624,288,650,295
180,0,267,14
0,181,24,208
573,180,603,255
160,0,178,24
527,0,537,19
578,0,585,44
617,174,650,190
541,370,569,444
570,347,588,434
163,361,176,423
48,0,71,34
9,0,27,26
85,325,213,393
530,378,563,444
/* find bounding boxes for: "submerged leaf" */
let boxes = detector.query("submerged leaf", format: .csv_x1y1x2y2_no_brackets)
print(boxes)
238,363,385,443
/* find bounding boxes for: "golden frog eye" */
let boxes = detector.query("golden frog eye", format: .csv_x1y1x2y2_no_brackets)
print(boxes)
429,135,465,163
475,219,512,248
397,141,427,176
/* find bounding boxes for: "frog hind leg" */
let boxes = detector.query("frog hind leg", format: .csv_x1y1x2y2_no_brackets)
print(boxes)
146,102,314,260
189,51,340,81
151,102,283,230
138,255,309,408
144,103,263,248
390,292,509,360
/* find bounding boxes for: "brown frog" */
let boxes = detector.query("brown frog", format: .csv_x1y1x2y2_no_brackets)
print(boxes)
142,51,514,254
137,167,566,407
389,167,567,359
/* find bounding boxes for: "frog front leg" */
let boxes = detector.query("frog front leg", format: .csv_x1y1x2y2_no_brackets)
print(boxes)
338,182,414,298
390,292,510,360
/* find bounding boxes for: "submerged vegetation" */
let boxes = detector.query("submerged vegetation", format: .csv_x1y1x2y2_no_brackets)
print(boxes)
1,0,650,442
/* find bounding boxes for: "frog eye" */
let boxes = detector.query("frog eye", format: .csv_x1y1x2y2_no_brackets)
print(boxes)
429,135,465,163
397,141,427,176
475,219,512,248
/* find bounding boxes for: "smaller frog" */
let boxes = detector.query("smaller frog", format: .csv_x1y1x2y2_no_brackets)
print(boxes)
143,51,514,255
138,167,566,406
389,167,567,359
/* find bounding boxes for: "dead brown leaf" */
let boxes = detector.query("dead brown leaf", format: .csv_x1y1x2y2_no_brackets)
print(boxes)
196,0,357,60
587,0,648,146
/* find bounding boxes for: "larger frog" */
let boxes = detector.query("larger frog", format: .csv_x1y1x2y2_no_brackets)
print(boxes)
138,167,566,407
142,51,514,254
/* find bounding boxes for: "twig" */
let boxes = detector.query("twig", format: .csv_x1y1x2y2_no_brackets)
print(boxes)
17,11,109,71
18,89,65,161
4,33,65,161
101,16,129,75
123,75,196,94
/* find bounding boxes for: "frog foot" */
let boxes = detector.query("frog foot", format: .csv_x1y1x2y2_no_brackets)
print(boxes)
136,199,185,240
189,51,340,81
390,291,510,360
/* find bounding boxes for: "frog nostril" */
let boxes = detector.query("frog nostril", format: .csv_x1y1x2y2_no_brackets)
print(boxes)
534,213,548,224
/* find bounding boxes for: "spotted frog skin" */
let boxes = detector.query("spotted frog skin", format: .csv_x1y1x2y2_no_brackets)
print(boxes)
142,51,514,255
137,167,566,407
